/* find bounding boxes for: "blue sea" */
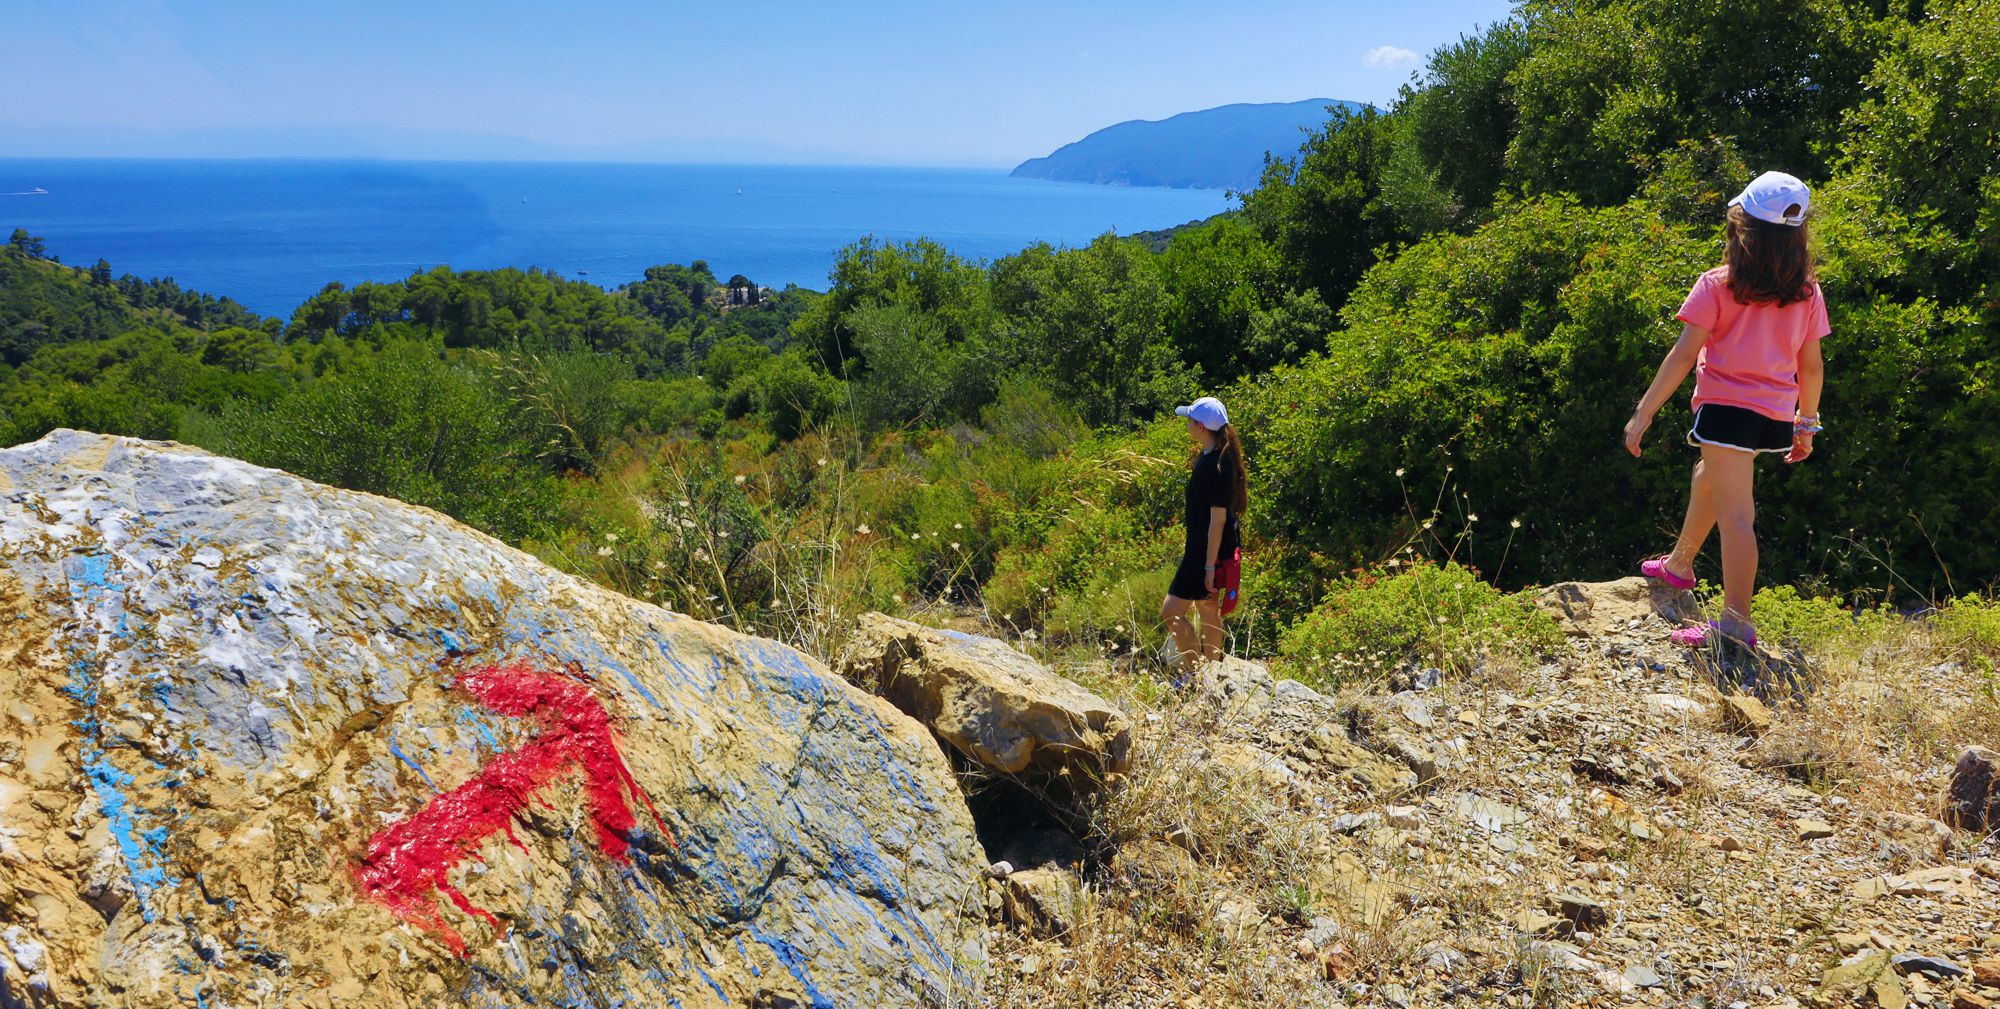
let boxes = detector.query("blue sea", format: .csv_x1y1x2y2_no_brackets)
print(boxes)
0,159,1232,317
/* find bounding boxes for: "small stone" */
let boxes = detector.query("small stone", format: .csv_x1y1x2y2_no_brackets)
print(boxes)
1547,891,1609,931
1384,804,1424,830
1421,943,1468,974
1853,875,1894,900
1624,964,1662,988
1644,692,1703,715
1512,909,1567,935
1971,956,2000,986
1892,954,1967,980
1952,991,1993,1009
984,860,1013,879
1892,866,1978,898
1330,811,1383,835
1797,818,1836,841
1834,933,1874,954
1721,693,1774,735
1320,940,1357,981
1295,936,1317,959
1717,834,1747,852
1944,747,1999,833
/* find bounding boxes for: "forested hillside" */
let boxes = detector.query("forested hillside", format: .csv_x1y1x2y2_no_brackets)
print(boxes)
4,0,1996,672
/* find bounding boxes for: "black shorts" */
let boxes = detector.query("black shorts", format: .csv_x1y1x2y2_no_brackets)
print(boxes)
1687,404,1794,454
1167,548,1213,602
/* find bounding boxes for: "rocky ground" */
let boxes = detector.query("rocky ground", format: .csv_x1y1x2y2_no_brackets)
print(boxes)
945,579,2000,1009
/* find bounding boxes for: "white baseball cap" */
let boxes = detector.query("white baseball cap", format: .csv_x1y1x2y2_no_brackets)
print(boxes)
1174,396,1229,431
1729,171,1811,226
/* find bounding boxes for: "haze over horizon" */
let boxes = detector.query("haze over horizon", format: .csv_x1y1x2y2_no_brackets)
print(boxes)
10,0,1514,167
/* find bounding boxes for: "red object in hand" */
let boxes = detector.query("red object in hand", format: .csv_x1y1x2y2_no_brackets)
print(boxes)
1217,549,1242,616
353,663,673,955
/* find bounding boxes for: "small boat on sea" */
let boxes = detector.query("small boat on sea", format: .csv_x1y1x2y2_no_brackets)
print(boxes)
3,188,49,196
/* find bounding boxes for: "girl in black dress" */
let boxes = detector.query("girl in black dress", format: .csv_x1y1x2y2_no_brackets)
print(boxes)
1160,395,1246,674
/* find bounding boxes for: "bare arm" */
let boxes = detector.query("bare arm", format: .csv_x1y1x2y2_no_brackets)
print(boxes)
1204,506,1226,595
1787,338,1825,464
1795,338,1824,418
1624,324,1709,457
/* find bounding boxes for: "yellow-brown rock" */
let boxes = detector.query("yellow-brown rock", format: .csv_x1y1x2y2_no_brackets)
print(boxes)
0,431,985,1008
842,613,1131,794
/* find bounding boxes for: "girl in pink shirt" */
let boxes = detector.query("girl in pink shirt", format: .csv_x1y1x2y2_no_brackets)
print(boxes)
1622,171,1829,650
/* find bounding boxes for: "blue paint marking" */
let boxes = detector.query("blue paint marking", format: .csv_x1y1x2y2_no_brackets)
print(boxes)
451,705,499,749
78,732,171,921
61,553,181,925
798,896,849,951
386,730,437,792
747,925,835,1009
433,628,464,653
692,961,727,1001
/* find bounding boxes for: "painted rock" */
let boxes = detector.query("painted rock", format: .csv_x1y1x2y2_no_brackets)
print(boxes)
0,431,985,1008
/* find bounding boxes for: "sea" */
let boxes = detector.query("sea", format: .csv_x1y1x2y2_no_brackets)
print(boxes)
0,159,1232,317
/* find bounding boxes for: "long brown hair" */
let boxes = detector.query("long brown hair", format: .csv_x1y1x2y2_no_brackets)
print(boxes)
1213,424,1249,517
1723,204,1815,306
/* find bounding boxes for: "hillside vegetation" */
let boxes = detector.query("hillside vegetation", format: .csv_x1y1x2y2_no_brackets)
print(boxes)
2,0,1997,678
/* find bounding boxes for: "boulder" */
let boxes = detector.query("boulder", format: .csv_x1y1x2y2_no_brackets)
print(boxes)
842,613,1130,795
1944,746,2000,833
1534,577,1693,638
0,432,985,1009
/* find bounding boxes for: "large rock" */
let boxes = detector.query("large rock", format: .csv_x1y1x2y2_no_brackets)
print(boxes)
1944,746,2000,833
1535,577,1693,637
0,432,985,1009
841,613,1131,794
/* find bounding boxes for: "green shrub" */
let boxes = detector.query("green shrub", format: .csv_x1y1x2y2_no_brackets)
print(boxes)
1278,562,1561,687
1744,585,1899,654
1935,596,2000,657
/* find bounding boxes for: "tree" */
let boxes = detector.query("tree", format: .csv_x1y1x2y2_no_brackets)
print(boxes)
990,235,1188,426
1505,0,1890,205
8,229,48,259
1238,106,1415,311
1396,20,1533,221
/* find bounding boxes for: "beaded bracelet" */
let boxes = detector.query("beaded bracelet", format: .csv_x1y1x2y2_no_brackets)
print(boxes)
1794,415,1824,434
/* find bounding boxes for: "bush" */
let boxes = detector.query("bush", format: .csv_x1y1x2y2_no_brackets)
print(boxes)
1278,562,1562,687
1935,596,2000,657
1743,585,1899,654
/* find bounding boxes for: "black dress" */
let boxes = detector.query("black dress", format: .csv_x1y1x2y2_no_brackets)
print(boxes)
1167,448,1240,601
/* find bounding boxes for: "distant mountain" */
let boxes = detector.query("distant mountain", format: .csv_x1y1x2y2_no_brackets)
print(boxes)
1011,99,1364,190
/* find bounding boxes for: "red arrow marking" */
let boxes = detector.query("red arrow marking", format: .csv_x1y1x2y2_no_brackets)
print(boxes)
354,663,674,955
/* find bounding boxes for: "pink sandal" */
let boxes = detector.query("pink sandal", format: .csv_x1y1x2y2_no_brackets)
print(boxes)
1640,557,1696,591
1668,622,1758,649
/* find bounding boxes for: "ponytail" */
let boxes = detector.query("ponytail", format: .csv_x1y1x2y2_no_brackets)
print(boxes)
1219,424,1248,517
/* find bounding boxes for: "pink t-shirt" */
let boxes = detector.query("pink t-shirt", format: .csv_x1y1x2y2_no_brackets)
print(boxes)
1676,266,1830,421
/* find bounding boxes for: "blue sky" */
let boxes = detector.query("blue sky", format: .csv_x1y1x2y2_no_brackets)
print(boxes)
8,0,1518,166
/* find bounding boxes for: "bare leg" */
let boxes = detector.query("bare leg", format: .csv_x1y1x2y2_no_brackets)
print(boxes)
1701,445,1758,636
1665,458,1714,580
1161,595,1199,671
1195,596,1224,662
